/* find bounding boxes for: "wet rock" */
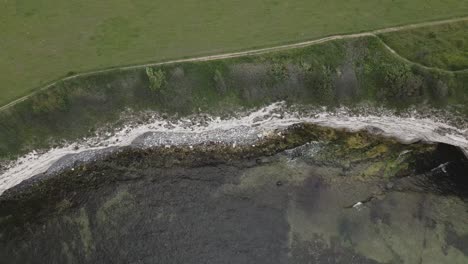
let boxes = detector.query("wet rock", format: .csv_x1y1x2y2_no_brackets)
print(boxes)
385,182,394,190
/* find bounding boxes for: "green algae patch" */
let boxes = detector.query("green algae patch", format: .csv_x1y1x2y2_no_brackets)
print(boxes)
361,162,386,177
55,199,73,213
97,189,134,226
346,133,371,149
365,144,389,159
61,241,75,264
76,208,95,258
384,158,411,178
60,208,96,259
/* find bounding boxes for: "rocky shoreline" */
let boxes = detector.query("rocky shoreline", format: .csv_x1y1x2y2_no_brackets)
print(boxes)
1,122,467,263
1,103,467,196
2,122,466,220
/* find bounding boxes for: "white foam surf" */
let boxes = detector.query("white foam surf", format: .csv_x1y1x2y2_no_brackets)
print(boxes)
1,102,467,195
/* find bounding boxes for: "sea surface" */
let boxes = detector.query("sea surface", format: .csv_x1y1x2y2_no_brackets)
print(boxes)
0,103,467,263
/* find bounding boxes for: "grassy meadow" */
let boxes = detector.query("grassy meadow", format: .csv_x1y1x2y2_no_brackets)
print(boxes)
379,20,468,71
1,0,468,106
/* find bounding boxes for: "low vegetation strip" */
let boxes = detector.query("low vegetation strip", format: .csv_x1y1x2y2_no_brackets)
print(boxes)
374,37,468,74
1,16,467,112
2,0,468,106
379,20,468,71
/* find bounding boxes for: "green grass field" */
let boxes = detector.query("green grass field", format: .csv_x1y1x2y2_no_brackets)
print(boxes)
379,21,468,71
1,0,468,106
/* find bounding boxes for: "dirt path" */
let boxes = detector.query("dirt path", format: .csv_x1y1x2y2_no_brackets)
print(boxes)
1,16,467,112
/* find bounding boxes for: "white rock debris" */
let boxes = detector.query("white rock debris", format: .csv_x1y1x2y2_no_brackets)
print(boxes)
0,102,467,195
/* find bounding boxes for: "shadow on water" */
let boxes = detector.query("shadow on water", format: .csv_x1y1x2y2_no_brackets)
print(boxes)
405,143,468,198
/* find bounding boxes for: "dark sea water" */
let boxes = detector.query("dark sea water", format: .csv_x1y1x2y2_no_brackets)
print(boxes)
1,138,467,264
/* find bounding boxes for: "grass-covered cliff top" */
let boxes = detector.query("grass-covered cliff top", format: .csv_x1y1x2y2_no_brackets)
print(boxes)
379,20,468,71
1,1,468,106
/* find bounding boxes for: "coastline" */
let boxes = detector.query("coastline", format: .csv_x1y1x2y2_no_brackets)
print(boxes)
1,102,467,196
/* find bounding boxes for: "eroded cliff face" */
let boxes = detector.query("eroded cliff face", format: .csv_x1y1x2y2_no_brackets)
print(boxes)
1,36,467,160
1,124,467,263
